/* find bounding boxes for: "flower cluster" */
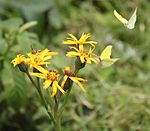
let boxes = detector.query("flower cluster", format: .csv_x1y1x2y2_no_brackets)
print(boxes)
63,33,119,67
11,33,118,97
63,33,98,65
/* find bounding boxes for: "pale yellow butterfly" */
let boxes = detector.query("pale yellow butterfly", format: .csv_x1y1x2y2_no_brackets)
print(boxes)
114,8,137,29
99,45,119,67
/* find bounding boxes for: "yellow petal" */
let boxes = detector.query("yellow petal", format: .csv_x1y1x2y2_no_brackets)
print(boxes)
63,40,76,44
34,66,48,75
30,72,46,79
79,45,84,51
43,56,52,61
38,62,50,66
85,41,97,46
86,58,91,64
43,80,52,89
61,75,68,88
66,52,80,57
80,56,85,63
70,77,87,82
69,46,79,52
51,82,57,97
79,33,90,42
47,51,58,56
90,57,98,64
70,77,86,92
54,81,65,94
68,33,78,40
64,66,70,71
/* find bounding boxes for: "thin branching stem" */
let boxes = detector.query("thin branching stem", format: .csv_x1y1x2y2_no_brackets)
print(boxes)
26,72,56,125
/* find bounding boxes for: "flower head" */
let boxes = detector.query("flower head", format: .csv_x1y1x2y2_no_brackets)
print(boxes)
61,66,87,92
66,46,98,64
11,54,26,67
26,48,57,70
63,33,97,50
30,66,65,97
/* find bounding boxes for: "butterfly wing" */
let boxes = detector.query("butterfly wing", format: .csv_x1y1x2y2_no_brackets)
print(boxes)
100,45,112,60
101,58,119,68
126,8,137,29
114,10,128,24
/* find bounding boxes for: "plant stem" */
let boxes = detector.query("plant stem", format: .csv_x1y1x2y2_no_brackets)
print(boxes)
58,86,72,118
26,72,56,125
54,95,61,131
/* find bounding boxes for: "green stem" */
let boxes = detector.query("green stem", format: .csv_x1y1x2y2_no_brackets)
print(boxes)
47,89,54,108
54,95,61,131
26,72,56,125
58,86,72,118
54,95,58,117
54,117,61,131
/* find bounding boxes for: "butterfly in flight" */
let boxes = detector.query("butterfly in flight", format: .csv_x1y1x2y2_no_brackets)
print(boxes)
99,45,119,67
114,8,137,29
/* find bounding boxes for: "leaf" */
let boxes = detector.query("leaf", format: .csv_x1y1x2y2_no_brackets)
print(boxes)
12,0,54,12
4,65,28,111
0,38,7,54
11,0,55,20
16,31,43,52
0,18,23,32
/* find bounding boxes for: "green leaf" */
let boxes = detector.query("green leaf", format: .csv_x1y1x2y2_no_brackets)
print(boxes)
5,66,27,111
16,31,43,52
12,0,54,12
0,18,23,32
0,39,7,54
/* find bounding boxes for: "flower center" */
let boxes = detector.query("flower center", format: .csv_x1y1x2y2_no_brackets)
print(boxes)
34,57,40,63
47,71,58,81
80,51,90,59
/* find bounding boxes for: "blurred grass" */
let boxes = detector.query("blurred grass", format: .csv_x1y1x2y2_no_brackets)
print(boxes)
0,0,150,131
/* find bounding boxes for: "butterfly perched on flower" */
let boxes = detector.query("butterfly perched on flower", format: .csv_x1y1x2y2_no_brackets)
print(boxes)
114,8,137,29
99,45,119,67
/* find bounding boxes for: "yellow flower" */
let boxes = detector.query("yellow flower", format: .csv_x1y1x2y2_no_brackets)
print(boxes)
30,66,65,97
66,46,98,64
26,48,57,70
61,66,87,92
63,33,97,50
11,54,26,67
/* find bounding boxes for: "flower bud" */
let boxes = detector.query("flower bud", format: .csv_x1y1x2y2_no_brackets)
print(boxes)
75,57,86,71
17,62,28,73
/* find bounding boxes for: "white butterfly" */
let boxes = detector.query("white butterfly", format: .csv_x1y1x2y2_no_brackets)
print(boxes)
114,8,137,29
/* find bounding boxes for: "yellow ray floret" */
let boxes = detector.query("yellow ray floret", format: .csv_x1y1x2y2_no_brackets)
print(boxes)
11,54,26,67
61,66,87,92
63,33,97,50
25,48,57,69
30,67,65,97
66,46,98,64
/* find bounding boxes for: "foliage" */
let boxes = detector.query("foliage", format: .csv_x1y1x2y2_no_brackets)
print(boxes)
0,0,150,131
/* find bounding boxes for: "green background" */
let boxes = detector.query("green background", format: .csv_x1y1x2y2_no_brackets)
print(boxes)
0,0,150,131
